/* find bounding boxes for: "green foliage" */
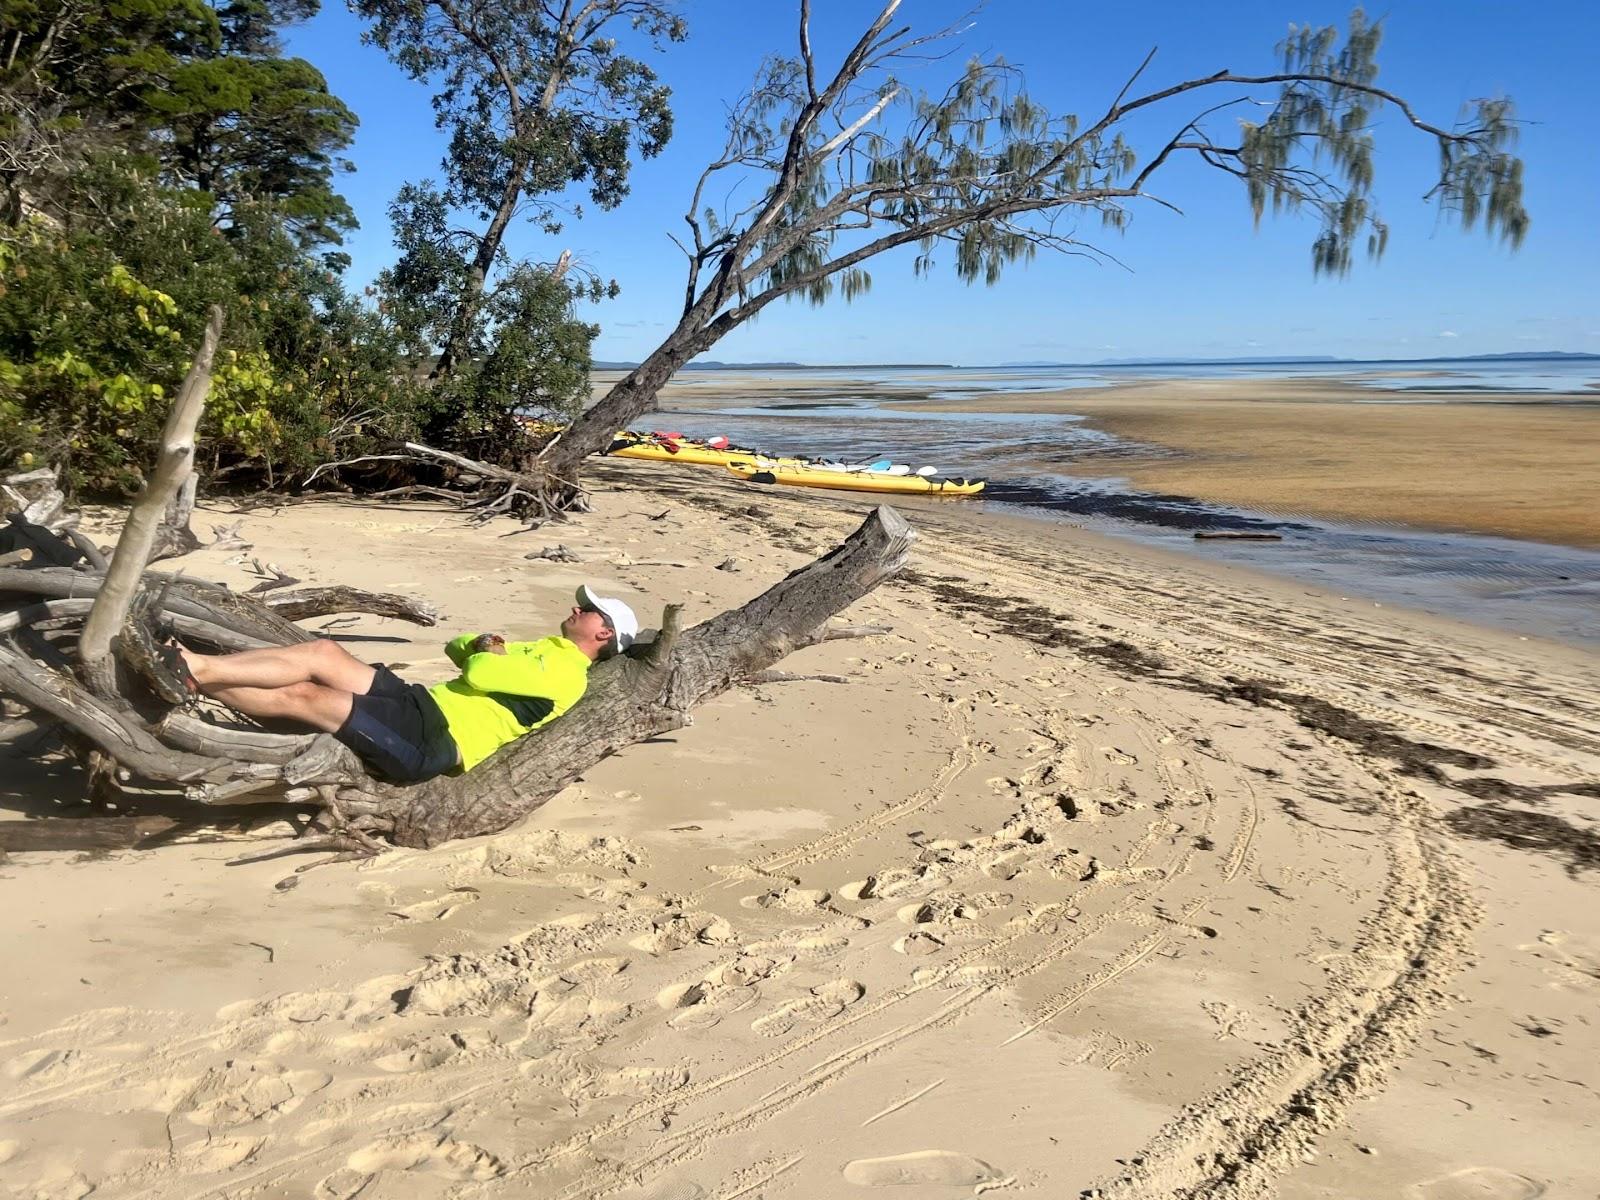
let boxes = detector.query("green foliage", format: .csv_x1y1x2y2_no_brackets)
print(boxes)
1235,9,1524,274
422,266,599,461
159,43,359,247
356,0,681,409
683,3,1529,331
352,0,683,225
4,0,357,250
0,167,426,494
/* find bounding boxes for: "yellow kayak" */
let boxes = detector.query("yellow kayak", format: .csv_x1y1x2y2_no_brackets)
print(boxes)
726,462,985,497
607,440,811,470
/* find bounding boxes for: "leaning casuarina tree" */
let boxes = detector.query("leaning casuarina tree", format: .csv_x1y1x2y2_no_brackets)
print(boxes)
538,1,1527,492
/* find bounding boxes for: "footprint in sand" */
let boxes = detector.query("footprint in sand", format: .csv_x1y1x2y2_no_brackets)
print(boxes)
896,893,1002,926
841,867,950,902
180,1133,266,1173
317,1168,377,1200
741,886,833,913
298,1101,453,1150
631,911,735,954
750,979,864,1037
841,1149,1007,1189
1516,929,1600,992
893,931,946,957
614,1180,706,1200
345,1132,503,1182
3,1047,86,1082
180,1060,332,1127
368,1031,488,1073
658,955,788,1028
557,872,648,902
1406,1167,1545,1200
566,1065,691,1103
388,887,480,922
221,989,356,1024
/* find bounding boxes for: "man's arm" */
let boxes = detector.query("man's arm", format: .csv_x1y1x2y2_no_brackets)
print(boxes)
445,633,504,667
459,644,555,697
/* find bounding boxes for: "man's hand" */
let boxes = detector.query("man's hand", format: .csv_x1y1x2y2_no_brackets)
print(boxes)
471,634,507,655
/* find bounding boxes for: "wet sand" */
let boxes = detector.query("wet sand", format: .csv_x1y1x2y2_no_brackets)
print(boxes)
917,378,1600,548
3,462,1598,1199
612,370,1600,549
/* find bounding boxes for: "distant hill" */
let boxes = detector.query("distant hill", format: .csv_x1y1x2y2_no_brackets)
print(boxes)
1451,351,1600,361
1087,355,1342,366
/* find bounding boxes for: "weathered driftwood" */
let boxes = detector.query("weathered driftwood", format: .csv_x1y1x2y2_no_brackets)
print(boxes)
304,439,588,524
80,306,224,696
263,587,438,625
0,503,913,852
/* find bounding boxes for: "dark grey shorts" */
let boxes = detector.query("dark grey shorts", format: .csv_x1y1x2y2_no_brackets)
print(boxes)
334,666,458,783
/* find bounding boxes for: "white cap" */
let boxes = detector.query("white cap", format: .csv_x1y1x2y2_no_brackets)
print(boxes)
576,584,638,653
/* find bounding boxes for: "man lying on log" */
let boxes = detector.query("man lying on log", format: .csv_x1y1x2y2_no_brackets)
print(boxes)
159,585,639,784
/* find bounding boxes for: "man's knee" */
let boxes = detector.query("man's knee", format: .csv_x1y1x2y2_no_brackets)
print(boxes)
307,638,374,692
309,638,357,671
276,680,354,731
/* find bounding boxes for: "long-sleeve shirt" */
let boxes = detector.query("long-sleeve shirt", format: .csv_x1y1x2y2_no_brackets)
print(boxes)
427,634,591,771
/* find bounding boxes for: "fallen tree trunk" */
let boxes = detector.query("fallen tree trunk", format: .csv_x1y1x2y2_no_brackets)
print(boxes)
379,504,915,847
0,503,914,853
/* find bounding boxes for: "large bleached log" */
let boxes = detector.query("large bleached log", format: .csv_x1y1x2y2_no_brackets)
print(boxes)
79,307,224,693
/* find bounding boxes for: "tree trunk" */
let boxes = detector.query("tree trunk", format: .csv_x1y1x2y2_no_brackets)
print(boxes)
150,474,203,561
430,161,527,382
376,504,915,847
540,333,711,483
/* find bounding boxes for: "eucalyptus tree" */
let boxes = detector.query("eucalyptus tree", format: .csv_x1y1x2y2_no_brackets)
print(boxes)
540,1,1527,488
352,0,686,380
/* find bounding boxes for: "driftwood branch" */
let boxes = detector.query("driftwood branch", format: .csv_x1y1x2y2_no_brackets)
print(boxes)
79,305,224,687
262,587,439,625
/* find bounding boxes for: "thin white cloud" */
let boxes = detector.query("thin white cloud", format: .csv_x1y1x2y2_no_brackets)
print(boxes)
1438,330,1459,338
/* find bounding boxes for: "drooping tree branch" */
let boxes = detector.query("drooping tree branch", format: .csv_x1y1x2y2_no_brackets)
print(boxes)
539,3,1527,489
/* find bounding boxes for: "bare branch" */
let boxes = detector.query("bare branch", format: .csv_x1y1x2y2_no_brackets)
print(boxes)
80,307,224,690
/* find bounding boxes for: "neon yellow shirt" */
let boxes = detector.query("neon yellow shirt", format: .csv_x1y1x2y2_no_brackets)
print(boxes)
428,634,591,771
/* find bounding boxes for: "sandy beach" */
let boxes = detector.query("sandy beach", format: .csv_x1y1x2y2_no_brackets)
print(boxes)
3,458,1597,1199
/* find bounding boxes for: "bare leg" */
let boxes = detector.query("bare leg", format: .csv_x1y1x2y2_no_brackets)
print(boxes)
208,681,355,734
183,639,377,697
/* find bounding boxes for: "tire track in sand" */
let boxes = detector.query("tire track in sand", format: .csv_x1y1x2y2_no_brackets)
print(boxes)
1085,761,1479,1200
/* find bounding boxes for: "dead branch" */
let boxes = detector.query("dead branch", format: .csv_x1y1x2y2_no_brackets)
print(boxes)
80,306,224,692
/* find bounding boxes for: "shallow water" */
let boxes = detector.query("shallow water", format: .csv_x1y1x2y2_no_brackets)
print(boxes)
666,356,1600,398
649,400,1600,648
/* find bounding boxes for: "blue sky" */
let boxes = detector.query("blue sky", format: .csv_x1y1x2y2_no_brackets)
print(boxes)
286,1,1600,365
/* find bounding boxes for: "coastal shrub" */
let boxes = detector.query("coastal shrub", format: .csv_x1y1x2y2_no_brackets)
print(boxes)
0,167,430,495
